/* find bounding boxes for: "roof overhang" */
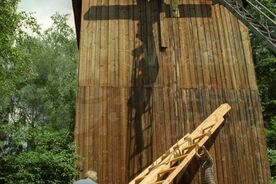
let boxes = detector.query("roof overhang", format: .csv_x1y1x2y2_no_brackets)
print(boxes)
72,0,82,46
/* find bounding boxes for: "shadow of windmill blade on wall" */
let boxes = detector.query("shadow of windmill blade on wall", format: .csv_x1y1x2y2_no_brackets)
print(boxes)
83,4,212,21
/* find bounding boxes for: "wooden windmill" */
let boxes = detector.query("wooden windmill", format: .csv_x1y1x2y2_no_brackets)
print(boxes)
72,0,272,183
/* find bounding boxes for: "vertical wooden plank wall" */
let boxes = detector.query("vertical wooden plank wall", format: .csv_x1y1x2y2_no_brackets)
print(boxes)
74,0,270,183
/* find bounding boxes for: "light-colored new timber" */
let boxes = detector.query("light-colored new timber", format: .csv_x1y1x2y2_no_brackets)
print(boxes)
130,103,231,184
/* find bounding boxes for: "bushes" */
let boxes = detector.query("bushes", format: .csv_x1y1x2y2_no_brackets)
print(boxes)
0,124,77,183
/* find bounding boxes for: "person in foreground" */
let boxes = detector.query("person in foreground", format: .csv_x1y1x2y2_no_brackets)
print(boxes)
74,170,98,184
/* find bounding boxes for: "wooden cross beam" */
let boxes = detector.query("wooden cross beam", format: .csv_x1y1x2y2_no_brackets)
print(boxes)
83,0,211,49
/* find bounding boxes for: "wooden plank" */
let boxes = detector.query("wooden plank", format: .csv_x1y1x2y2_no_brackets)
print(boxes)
88,87,93,176
114,0,120,87
126,0,133,88
210,7,222,89
216,6,232,89
230,15,247,89
177,89,185,140
121,88,128,183
246,90,265,183
83,87,89,173
252,91,270,183
212,5,226,89
191,0,204,89
228,90,243,184
99,0,108,87
114,88,120,183
222,6,237,90
234,20,251,89
93,0,101,87
160,88,167,158
107,89,112,181
108,0,116,87
226,9,242,90
185,0,198,89
75,87,84,177
202,2,216,89
87,0,95,86
78,0,89,86
242,90,257,183
93,86,100,175
177,11,190,89
198,1,211,88
171,17,179,144
239,22,258,90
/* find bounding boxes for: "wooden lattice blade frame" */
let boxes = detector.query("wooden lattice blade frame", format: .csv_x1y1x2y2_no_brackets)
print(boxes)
129,103,231,184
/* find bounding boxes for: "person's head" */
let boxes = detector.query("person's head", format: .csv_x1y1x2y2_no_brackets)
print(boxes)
86,170,98,181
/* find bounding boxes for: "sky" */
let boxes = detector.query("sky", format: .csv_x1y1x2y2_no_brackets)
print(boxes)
18,0,75,30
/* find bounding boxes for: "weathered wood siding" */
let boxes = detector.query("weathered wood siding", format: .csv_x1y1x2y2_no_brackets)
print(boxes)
74,0,270,183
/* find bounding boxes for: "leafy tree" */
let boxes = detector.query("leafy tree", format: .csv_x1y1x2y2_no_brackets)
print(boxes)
15,13,77,131
0,0,39,111
249,0,276,181
0,0,78,182
265,117,276,178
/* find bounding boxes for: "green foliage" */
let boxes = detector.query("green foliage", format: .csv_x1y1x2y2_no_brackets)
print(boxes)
0,1,78,183
268,148,276,177
250,0,276,179
0,124,77,184
15,13,78,130
0,0,39,109
265,118,276,149
254,46,276,125
266,118,276,178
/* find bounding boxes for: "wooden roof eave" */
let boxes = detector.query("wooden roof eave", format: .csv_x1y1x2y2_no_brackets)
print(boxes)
72,0,82,47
